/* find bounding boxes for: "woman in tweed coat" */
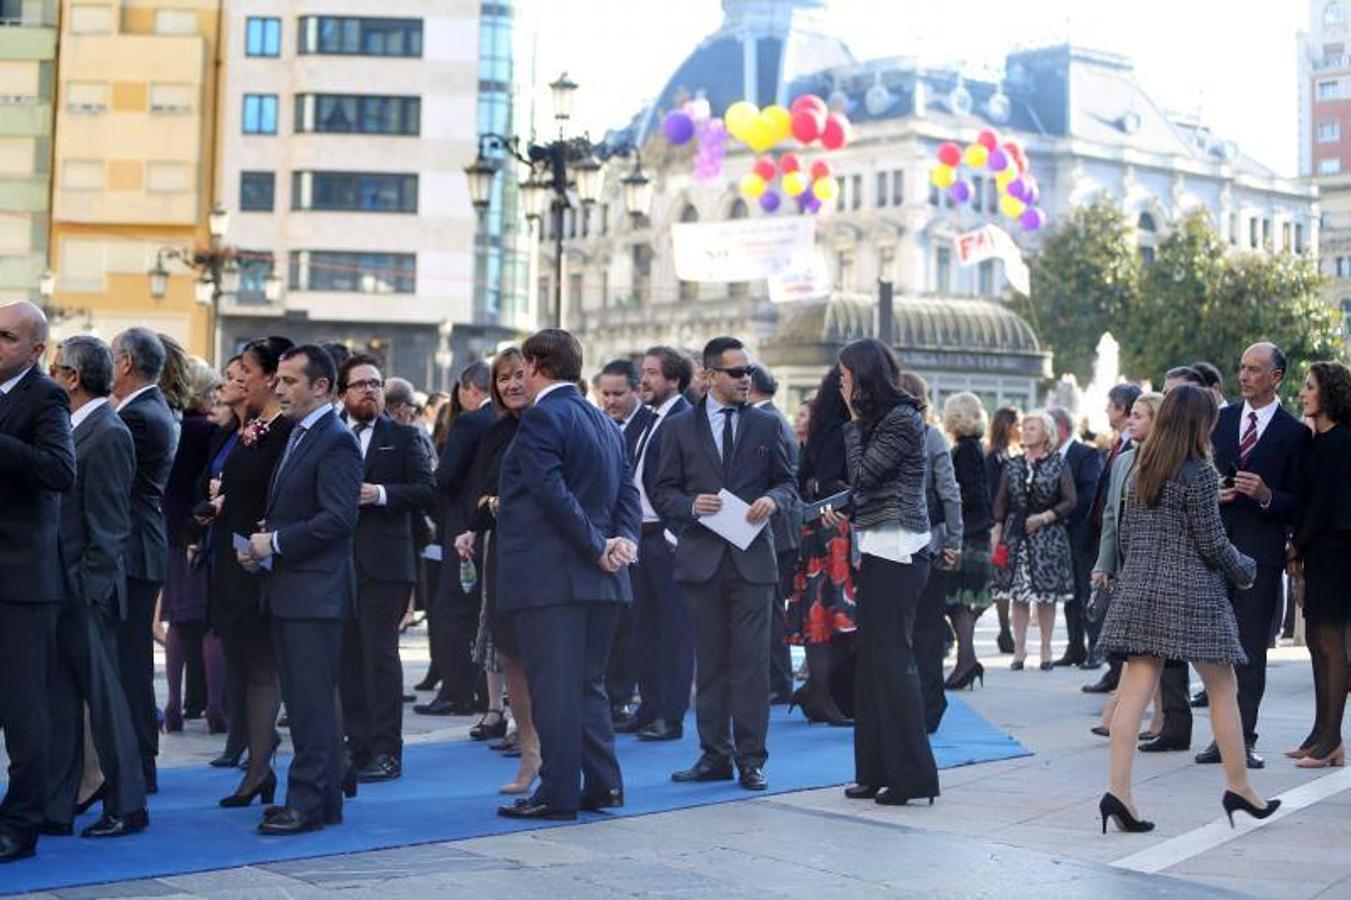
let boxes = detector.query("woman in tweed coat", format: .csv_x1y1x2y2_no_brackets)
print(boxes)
1097,386,1277,833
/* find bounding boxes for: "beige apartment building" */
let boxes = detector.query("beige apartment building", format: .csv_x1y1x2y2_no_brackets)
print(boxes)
49,0,221,351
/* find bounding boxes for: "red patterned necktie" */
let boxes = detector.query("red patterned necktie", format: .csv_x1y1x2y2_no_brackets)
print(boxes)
1237,411,1258,467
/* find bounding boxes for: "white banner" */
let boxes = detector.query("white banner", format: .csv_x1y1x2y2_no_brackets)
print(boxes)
672,217,818,284
954,224,1030,295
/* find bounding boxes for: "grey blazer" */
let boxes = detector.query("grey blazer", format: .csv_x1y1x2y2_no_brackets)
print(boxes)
1092,448,1135,576
59,402,136,617
923,425,963,553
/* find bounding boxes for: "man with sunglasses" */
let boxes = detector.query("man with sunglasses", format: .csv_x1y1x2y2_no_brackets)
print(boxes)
337,355,434,785
653,336,797,792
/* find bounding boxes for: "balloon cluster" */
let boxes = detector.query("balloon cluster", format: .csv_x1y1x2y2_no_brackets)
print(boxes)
930,129,1046,232
663,97,729,182
732,94,851,215
738,153,839,214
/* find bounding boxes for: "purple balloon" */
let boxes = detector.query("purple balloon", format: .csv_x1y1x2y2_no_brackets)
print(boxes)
1020,207,1045,231
663,111,695,145
988,149,1009,172
799,193,822,214
760,191,781,213
949,180,972,204
1006,176,1028,202
1024,178,1039,204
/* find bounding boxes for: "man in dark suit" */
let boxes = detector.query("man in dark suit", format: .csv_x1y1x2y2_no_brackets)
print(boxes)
748,364,800,704
1195,342,1308,769
0,301,75,863
1048,407,1103,668
416,361,495,716
1082,382,1142,693
495,330,640,821
241,345,362,835
623,347,695,742
44,335,148,839
110,327,178,791
654,336,797,792
596,358,653,724
337,355,434,783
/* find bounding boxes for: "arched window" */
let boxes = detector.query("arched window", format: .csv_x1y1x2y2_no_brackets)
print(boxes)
728,200,748,298
1138,211,1159,264
1326,1,1344,25
1137,212,1157,233
678,204,699,301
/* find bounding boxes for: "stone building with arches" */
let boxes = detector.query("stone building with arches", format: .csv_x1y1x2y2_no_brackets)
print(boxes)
556,0,1317,401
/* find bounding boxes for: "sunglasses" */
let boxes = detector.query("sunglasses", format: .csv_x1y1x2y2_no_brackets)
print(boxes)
710,365,756,380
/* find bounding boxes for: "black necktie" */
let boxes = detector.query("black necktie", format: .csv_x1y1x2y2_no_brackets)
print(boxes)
634,413,658,462
719,407,736,474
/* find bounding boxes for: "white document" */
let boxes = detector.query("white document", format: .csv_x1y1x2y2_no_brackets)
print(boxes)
422,543,444,562
232,532,272,571
697,489,767,552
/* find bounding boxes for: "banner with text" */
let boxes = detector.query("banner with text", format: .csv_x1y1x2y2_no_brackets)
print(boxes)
673,217,824,300
954,224,1030,295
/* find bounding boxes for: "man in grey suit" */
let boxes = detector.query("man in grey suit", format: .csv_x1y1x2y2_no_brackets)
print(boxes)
240,345,363,835
110,328,178,792
747,365,800,704
654,337,797,791
43,336,148,839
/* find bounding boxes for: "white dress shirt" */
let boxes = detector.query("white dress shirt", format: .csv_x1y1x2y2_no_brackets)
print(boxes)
636,393,682,524
705,393,740,459
70,396,109,430
533,382,570,405
349,417,386,506
0,364,32,395
116,383,155,410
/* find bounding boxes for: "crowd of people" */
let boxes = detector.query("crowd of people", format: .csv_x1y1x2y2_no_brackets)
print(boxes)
0,291,1348,861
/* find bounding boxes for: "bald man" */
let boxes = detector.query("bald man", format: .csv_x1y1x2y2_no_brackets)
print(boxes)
0,300,76,862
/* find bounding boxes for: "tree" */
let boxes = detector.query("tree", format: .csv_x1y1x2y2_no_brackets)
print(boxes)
1120,210,1343,402
1015,198,1141,387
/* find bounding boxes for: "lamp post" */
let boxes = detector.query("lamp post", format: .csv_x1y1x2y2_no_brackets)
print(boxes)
148,202,282,362
462,74,652,330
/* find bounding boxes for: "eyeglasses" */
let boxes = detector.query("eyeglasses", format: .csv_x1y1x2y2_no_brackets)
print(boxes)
710,365,756,380
346,378,384,392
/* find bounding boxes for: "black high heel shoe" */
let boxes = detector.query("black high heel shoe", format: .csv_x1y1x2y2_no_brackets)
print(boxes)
219,770,276,808
945,663,984,691
75,783,107,815
1222,790,1280,827
343,764,359,799
1099,792,1154,833
470,710,508,741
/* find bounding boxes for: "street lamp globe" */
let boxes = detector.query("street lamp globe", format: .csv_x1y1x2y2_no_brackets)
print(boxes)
520,172,550,221
263,270,283,302
220,256,242,295
149,261,170,299
573,154,604,206
549,72,579,122
464,151,499,211
38,269,55,300
621,159,654,223
208,203,230,242
194,274,215,306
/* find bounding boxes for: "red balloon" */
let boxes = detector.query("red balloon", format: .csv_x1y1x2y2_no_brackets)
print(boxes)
936,142,962,168
821,112,849,151
809,159,832,181
791,94,828,118
778,152,801,175
754,156,777,182
791,109,823,144
977,128,999,151
1002,141,1026,171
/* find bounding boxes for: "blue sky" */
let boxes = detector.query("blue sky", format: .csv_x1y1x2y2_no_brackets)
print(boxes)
524,0,1305,177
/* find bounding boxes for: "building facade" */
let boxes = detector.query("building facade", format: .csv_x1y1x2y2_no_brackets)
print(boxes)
0,0,57,304
217,0,529,388
48,0,222,350
565,0,1317,406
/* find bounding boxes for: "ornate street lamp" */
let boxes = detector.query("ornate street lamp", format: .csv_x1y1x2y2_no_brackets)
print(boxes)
464,152,499,212
38,269,55,301
622,158,654,224
549,72,579,122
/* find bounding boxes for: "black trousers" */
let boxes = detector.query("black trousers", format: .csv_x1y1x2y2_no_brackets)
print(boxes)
914,565,949,733
854,553,939,799
47,601,146,823
0,601,58,842
1159,659,1193,745
1063,545,1094,662
769,550,797,699
117,577,162,763
1232,565,1282,746
681,554,773,770
341,578,411,764
429,572,480,706
272,617,344,820
631,532,694,726
515,602,622,813
605,603,638,711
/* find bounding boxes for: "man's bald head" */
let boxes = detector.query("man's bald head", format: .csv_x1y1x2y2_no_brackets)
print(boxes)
0,300,50,383
1238,341,1286,406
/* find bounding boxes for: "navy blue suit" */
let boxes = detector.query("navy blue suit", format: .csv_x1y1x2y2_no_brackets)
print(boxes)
1060,440,1103,662
605,405,657,713
261,406,363,822
497,383,640,812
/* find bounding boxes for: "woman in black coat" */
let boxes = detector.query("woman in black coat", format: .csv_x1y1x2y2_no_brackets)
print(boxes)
984,406,1020,653
941,393,994,690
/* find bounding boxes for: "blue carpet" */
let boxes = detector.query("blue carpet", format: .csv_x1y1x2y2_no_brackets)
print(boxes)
0,698,1027,895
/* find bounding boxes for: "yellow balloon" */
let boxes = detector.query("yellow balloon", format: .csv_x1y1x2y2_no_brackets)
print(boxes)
999,193,1026,218
725,101,758,140
782,170,808,197
995,167,1017,189
762,105,791,144
739,172,767,199
964,143,989,169
812,176,838,202
930,164,957,189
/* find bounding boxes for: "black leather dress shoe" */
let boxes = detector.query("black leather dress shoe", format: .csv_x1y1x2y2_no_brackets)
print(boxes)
1081,673,1119,694
402,692,416,703
738,767,768,791
412,676,439,692
413,697,457,716
844,784,880,800
672,759,735,783
769,691,793,706
1051,654,1084,668
497,798,576,821
636,719,683,742
324,808,343,826
259,807,324,835
356,754,402,783
1195,742,1264,769
1079,655,1104,671
209,749,244,768
579,788,624,811
0,831,36,863
875,788,934,807
1139,735,1190,753
613,715,647,735
39,820,73,837
81,808,149,838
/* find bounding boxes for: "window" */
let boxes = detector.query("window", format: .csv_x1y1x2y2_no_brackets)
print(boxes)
630,243,652,304
836,250,855,290
298,16,422,57
246,17,281,56
66,81,107,114
0,61,39,100
678,204,698,301
728,199,749,298
290,250,415,293
146,161,190,193
155,9,197,35
148,83,193,115
850,174,862,211
567,272,583,314
1325,42,1346,66
62,159,103,190
1282,221,1292,251
972,175,986,212
1228,213,1238,245
68,4,112,33
239,171,274,211
599,204,609,236
1318,80,1341,101
1249,217,1259,247
1296,223,1306,254
242,94,278,134
892,169,904,206
1320,157,1342,175
876,172,888,208
293,171,417,213
1262,219,1271,247
236,252,275,304
1138,212,1157,233
296,94,420,136
1319,121,1341,143
836,176,846,211
935,246,951,294
1327,1,1345,26
978,260,995,295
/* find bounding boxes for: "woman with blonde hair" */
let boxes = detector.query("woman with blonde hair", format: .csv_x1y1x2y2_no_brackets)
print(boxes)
941,392,994,690
990,410,1076,670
